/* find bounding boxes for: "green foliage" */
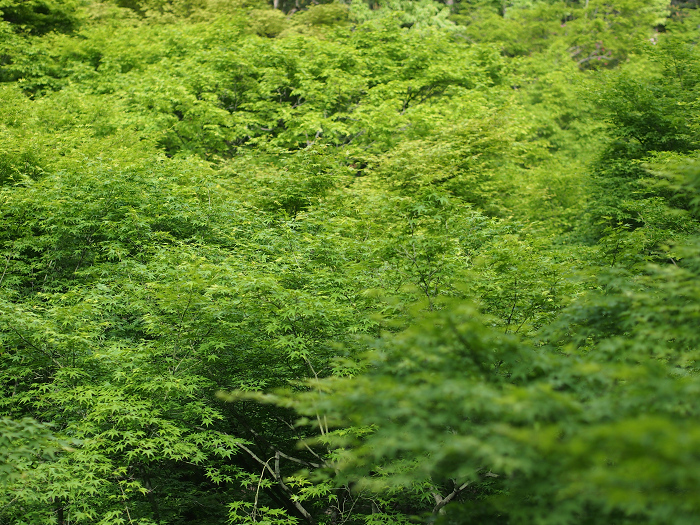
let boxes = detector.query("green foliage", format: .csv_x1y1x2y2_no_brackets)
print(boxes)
1,0,699,524
349,0,455,28
0,0,82,34
282,226,700,523
0,417,73,485
454,0,669,68
600,40,700,156
585,34,700,255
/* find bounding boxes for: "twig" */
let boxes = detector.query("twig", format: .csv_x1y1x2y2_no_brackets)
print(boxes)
237,444,316,524
253,457,274,521
10,326,63,369
505,277,518,333
118,482,135,524
304,357,329,435
431,481,470,515
0,254,10,287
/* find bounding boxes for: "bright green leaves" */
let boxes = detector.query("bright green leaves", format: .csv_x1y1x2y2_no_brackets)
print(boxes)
599,41,700,157
596,36,700,160
586,35,700,262
1,12,515,157
283,243,700,522
376,109,517,212
280,304,554,491
0,158,213,296
1,1,698,524
456,0,669,69
0,129,385,523
0,0,83,34
0,417,73,488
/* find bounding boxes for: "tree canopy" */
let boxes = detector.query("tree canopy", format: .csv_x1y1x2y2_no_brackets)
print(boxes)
1,0,699,524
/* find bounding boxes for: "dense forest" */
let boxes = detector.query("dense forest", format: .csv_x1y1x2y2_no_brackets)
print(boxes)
1,0,699,523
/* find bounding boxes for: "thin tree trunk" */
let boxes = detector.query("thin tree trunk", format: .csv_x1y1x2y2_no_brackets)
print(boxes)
55,499,65,525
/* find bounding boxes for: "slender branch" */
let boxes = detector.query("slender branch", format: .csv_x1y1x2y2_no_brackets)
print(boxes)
304,357,329,435
233,411,325,469
73,248,86,274
274,451,316,524
237,444,316,524
0,254,10,287
431,481,470,515
118,482,135,524
10,326,63,368
171,287,195,374
505,277,518,333
237,443,270,469
514,313,531,335
253,458,273,522
275,416,327,465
